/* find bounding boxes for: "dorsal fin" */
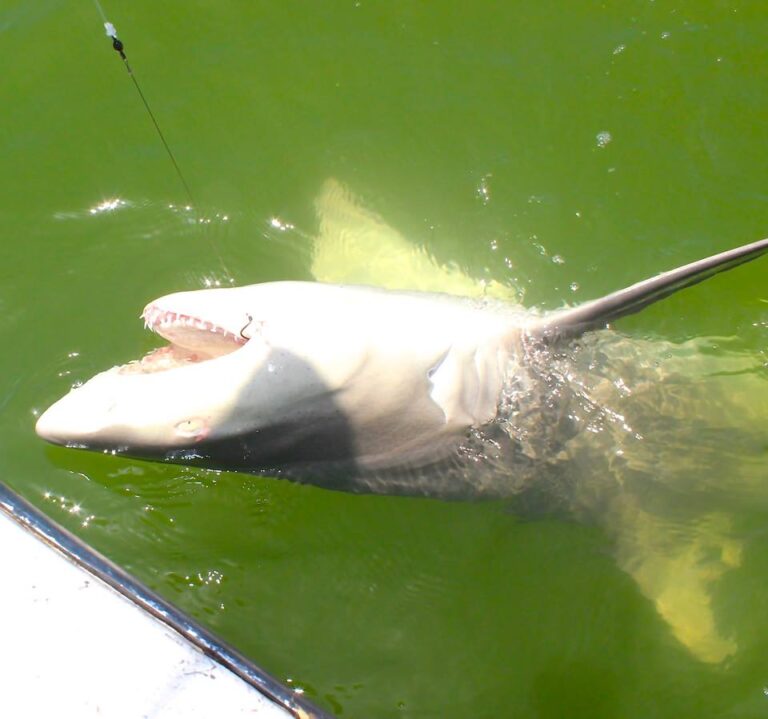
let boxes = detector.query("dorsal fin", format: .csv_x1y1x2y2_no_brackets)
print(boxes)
534,237,768,340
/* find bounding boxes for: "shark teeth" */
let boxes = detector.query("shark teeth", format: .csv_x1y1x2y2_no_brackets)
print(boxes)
141,305,246,344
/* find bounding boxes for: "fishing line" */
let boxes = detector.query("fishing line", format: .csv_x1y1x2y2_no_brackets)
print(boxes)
93,1,196,209
91,0,234,281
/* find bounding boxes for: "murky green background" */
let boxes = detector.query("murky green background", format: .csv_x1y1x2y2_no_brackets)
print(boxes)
2,1,768,716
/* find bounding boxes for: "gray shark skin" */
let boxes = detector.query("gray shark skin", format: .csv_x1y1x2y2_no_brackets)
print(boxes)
35,181,768,664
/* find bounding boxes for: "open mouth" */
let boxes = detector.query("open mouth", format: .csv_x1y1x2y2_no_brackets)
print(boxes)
119,304,250,375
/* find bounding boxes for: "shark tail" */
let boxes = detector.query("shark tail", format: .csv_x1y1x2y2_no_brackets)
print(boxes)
534,237,768,340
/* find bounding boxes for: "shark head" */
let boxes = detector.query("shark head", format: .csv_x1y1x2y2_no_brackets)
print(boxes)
36,281,518,474
37,283,269,458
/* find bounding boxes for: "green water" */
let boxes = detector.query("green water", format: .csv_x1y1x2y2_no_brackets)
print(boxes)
2,1,768,716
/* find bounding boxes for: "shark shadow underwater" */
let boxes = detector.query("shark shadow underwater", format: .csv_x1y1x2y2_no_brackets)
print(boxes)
37,181,768,665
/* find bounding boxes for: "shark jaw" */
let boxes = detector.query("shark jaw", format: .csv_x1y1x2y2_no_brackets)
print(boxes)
121,296,252,375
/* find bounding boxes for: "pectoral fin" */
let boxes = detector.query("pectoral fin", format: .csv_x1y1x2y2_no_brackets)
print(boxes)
611,498,741,664
312,179,518,299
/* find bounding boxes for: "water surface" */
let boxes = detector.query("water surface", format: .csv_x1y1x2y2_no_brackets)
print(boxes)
2,2,768,717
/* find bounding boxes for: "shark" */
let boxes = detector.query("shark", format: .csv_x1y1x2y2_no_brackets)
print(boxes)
37,180,768,664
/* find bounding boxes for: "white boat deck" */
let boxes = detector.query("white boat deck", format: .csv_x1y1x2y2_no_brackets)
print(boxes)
0,484,325,719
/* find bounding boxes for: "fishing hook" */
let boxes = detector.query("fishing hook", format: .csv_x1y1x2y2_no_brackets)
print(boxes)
240,314,254,340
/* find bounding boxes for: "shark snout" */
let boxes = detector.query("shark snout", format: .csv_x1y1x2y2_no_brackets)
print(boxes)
35,385,117,446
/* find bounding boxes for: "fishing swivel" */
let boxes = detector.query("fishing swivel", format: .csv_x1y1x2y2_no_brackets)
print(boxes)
103,22,127,62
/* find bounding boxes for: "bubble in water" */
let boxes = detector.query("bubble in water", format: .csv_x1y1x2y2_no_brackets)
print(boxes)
570,282,580,292
613,44,626,55
596,131,612,148
552,254,565,265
